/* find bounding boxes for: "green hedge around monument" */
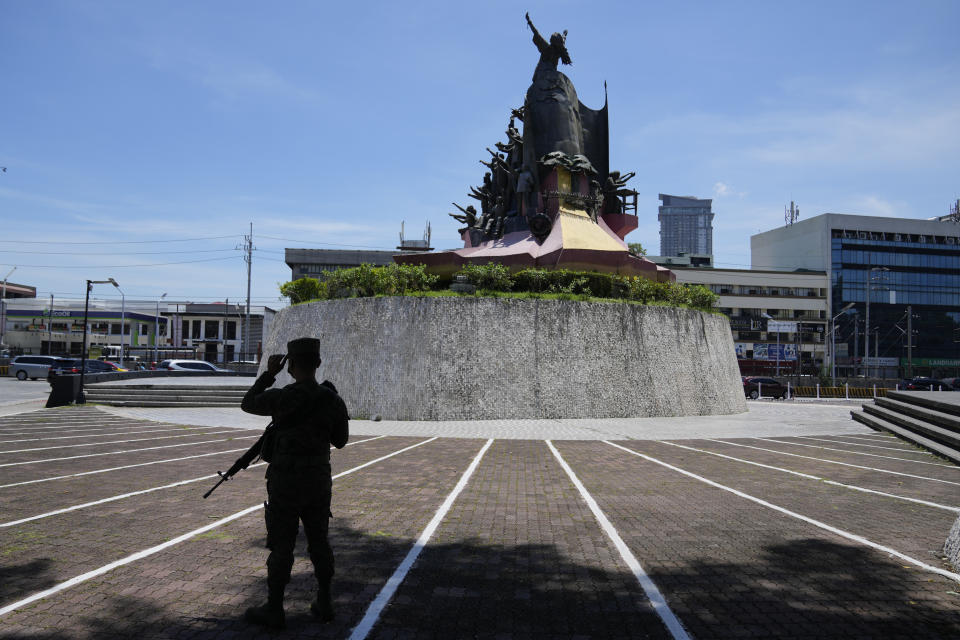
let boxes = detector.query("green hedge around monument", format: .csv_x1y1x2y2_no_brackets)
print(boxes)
279,263,718,312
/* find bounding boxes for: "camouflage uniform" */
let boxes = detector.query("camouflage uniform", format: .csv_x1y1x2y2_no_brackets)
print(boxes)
241,339,348,627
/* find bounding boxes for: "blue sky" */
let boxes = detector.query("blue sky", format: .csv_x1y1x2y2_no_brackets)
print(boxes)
2,0,958,306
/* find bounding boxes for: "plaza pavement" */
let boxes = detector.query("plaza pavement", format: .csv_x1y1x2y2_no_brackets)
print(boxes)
97,401,870,441
0,401,958,638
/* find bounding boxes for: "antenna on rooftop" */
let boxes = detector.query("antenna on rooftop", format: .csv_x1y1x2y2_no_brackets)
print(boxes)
949,198,960,224
785,201,800,226
397,221,434,252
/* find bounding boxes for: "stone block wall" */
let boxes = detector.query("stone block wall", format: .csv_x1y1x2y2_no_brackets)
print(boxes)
260,297,747,420
946,516,960,571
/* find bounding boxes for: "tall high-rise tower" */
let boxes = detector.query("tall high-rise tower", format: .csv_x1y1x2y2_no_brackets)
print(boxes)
658,194,714,257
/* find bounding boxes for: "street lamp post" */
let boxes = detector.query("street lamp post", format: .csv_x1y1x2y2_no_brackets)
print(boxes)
829,302,856,384
1,266,16,350
865,267,889,379
78,279,115,404
761,313,781,376
155,293,167,366
108,279,124,365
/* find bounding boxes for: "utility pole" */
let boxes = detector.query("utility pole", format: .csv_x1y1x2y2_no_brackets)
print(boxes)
854,320,860,376
47,294,53,355
906,305,913,378
1,266,15,349
239,223,254,361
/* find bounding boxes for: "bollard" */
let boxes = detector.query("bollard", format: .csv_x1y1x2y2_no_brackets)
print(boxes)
787,382,791,400
758,382,762,400
873,384,876,398
845,383,849,400
816,383,820,399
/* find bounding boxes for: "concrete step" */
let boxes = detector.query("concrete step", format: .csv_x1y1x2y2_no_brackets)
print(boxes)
862,403,960,449
84,389,246,398
886,390,960,418
874,397,960,434
85,394,243,405
87,400,242,408
88,384,251,392
851,410,960,465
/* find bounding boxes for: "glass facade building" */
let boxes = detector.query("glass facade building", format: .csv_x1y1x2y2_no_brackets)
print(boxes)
752,214,960,377
658,194,714,257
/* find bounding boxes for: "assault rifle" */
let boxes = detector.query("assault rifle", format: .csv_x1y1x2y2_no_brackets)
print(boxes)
202,421,272,499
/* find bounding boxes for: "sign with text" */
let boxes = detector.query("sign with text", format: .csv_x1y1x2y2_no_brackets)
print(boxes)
766,320,797,333
863,357,898,367
753,343,798,361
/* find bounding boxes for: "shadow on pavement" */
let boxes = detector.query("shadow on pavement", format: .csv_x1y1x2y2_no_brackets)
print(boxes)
0,558,56,604
1,529,958,638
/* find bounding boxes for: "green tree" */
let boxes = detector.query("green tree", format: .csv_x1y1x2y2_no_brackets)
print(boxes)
627,242,647,256
279,277,325,304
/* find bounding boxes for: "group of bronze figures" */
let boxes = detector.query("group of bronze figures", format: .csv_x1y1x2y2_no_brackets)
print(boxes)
449,13,639,243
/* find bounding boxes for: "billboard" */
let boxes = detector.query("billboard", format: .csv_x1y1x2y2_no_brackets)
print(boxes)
753,343,798,361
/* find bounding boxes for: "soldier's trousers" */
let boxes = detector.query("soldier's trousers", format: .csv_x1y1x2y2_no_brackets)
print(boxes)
263,466,334,592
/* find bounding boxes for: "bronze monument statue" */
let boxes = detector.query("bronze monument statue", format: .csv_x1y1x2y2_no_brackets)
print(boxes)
396,14,671,282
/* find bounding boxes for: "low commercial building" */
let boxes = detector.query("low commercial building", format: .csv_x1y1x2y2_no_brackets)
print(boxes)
2,298,167,358
668,266,828,376
2,298,275,363
169,302,275,363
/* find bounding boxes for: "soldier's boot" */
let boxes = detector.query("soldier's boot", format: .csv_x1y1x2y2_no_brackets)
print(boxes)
310,578,335,622
244,589,285,629
245,568,288,629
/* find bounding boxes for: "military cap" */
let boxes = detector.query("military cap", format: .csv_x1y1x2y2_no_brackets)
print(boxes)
286,337,321,357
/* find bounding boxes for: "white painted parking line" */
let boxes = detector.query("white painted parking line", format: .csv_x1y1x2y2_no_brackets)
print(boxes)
0,436,436,618
0,435,260,468
708,440,960,487
0,427,202,444
348,438,491,640
606,441,960,584
820,434,915,445
661,441,959,513
0,436,387,528
0,449,251,489
793,435,933,454
0,420,136,431
758,437,957,468
0,423,139,434
547,441,690,640
0,429,243,454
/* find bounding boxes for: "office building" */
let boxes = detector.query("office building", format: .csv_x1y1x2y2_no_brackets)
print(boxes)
752,213,960,377
658,194,714,257
285,249,403,281
668,266,828,376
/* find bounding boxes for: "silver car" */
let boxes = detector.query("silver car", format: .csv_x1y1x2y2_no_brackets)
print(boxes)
158,359,229,373
10,355,62,380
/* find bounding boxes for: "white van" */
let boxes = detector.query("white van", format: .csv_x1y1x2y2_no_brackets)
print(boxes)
10,355,62,380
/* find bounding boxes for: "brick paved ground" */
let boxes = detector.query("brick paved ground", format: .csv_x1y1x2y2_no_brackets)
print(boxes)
0,405,958,639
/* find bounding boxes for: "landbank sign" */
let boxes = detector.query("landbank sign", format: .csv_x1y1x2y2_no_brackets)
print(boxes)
900,358,960,367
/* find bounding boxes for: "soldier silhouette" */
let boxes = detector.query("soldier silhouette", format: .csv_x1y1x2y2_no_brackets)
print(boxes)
239,337,349,629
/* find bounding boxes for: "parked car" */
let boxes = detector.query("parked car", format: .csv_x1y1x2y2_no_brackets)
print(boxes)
102,361,128,372
899,377,953,391
10,355,61,380
158,359,230,373
941,378,960,391
48,359,119,377
743,376,789,400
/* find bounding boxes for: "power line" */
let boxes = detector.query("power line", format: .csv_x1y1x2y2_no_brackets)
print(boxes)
0,248,239,256
0,256,240,269
0,234,242,245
